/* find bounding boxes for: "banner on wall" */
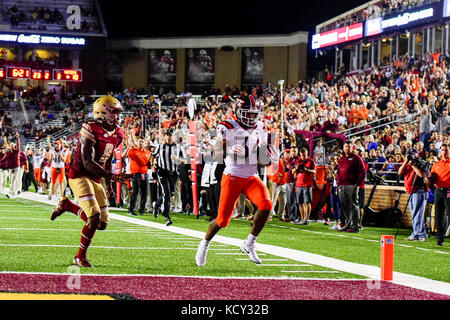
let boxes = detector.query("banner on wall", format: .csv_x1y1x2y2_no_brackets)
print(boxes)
312,23,363,49
186,48,215,83
242,47,264,85
148,49,176,84
104,51,123,91
365,1,443,37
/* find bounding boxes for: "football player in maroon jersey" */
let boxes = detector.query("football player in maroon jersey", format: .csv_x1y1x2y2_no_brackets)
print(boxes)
50,96,132,267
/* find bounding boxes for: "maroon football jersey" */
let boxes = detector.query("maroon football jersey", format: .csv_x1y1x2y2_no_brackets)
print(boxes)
69,121,125,183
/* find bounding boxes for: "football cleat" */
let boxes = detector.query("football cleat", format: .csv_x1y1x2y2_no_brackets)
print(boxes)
195,239,210,267
50,196,69,221
240,239,262,264
73,256,93,267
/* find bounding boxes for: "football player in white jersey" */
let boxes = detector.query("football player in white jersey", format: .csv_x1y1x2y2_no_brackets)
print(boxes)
48,140,68,201
196,95,279,266
32,148,45,193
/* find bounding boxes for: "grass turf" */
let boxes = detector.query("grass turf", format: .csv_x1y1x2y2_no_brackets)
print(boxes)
0,196,448,283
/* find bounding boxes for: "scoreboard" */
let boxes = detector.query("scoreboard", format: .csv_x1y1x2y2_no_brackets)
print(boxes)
0,66,82,82
53,69,82,82
6,67,31,79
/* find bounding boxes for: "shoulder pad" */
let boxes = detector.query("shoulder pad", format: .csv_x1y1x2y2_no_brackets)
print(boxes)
219,121,234,130
116,126,126,139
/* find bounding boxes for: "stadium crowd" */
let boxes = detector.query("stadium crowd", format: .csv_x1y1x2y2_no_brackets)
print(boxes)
5,3,102,33
321,0,440,33
0,50,449,243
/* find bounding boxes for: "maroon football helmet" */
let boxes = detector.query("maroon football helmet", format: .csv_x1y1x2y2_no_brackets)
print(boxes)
235,95,261,127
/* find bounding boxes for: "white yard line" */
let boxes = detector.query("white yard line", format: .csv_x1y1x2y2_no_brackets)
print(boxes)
235,258,288,261
13,192,450,297
0,243,236,251
280,271,341,273
0,217,80,221
256,264,311,267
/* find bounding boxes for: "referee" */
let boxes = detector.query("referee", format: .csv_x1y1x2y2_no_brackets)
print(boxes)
153,128,182,226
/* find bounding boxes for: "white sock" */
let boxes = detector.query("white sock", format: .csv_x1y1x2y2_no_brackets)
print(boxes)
203,239,211,245
247,234,257,244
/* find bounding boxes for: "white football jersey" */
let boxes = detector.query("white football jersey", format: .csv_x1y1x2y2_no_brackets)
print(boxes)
33,153,44,169
50,148,68,169
216,120,266,178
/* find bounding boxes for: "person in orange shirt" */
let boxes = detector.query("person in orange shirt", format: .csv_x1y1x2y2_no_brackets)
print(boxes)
355,104,369,124
426,143,450,246
123,136,152,215
269,156,287,221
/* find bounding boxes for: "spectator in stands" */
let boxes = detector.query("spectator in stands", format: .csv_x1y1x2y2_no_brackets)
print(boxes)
419,104,432,151
434,106,450,135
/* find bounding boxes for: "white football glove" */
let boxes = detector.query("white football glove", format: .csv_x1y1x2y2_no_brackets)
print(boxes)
266,145,280,163
230,144,246,157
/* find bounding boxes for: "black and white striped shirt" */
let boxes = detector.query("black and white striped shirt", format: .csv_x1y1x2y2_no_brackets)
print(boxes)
154,143,183,172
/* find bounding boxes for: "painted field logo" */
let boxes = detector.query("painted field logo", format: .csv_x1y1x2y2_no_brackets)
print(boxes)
66,266,81,290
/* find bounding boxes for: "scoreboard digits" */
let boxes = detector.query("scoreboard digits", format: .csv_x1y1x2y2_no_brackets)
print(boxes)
52,69,82,82
31,71,51,80
6,67,31,79
1,66,82,82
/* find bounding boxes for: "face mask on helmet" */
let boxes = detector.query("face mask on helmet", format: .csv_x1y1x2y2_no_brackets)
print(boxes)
235,96,260,127
93,96,123,126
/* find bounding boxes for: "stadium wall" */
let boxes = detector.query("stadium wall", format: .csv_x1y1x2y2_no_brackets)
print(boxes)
122,49,148,90
215,47,242,90
106,32,308,93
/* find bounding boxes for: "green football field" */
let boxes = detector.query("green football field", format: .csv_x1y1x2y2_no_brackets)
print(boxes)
0,195,448,283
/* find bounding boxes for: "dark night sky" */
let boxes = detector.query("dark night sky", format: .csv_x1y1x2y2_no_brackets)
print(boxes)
98,0,369,71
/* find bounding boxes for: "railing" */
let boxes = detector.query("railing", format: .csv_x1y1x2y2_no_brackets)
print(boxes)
30,120,84,150
366,161,406,186
334,111,420,140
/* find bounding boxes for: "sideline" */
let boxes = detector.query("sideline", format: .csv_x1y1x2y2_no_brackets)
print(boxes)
13,192,450,297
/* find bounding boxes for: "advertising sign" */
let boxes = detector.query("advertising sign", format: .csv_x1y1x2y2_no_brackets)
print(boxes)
365,2,443,37
312,23,363,49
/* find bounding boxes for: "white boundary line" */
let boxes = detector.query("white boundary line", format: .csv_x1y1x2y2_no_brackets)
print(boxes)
13,192,450,297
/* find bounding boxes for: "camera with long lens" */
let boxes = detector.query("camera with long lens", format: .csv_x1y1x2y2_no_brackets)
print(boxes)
297,162,306,172
407,153,430,172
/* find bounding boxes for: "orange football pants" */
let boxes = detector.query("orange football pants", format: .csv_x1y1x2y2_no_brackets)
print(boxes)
34,168,41,182
216,174,272,228
51,167,65,184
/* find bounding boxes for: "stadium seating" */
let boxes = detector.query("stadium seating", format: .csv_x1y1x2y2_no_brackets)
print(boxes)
1,0,104,34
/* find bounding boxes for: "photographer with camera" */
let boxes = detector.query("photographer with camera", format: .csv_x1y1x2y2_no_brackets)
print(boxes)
398,149,429,242
426,143,450,246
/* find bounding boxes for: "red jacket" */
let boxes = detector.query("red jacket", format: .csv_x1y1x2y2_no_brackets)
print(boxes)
295,158,316,188
269,159,287,185
337,153,366,187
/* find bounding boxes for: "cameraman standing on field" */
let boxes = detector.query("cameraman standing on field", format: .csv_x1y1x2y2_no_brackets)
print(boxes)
398,149,429,242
